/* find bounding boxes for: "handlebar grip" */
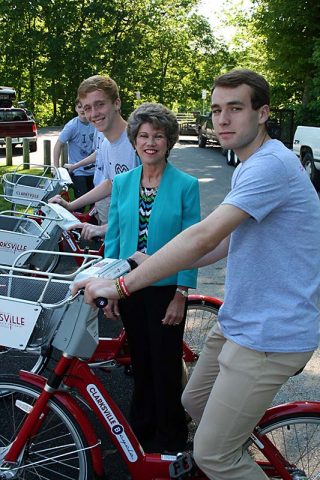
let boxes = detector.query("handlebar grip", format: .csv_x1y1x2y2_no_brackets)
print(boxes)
84,163,95,170
95,297,108,308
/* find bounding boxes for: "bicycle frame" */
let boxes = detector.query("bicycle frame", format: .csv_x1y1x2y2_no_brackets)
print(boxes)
59,229,104,266
89,295,223,369
57,206,104,266
4,352,320,480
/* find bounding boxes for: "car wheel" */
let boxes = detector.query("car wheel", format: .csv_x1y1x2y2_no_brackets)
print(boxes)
226,149,234,165
226,149,240,167
302,151,320,191
198,134,206,148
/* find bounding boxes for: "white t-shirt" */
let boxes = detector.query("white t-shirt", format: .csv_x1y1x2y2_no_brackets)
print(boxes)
99,130,140,182
93,132,107,187
94,130,140,223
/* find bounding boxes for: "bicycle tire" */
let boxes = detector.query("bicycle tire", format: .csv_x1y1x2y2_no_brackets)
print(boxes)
184,297,220,378
0,375,93,479
246,413,320,479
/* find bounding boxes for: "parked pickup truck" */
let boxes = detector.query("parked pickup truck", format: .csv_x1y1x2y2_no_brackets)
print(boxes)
293,126,320,190
197,113,219,147
0,107,37,152
176,112,199,136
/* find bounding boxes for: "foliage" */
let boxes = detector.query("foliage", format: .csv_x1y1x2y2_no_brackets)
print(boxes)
2,0,320,127
226,0,320,125
0,0,230,125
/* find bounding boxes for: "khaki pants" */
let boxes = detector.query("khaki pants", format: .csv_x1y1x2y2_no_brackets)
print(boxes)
182,323,313,480
95,198,110,225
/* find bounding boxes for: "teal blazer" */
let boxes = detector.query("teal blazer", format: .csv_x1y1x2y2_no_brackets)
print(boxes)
105,162,200,288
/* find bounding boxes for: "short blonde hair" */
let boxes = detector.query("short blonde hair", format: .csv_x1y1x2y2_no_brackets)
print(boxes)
78,75,119,103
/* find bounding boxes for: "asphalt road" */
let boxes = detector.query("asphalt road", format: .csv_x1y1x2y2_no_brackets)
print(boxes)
1,134,320,479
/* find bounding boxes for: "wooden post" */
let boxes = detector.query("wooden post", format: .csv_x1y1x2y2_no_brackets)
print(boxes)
22,138,30,169
61,143,68,166
5,137,12,166
43,139,51,166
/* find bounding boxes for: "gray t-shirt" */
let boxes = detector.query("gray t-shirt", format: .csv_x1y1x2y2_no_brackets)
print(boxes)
219,139,320,352
59,117,95,176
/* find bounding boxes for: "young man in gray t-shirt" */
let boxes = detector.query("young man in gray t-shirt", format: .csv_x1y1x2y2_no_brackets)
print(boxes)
73,69,320,480
53,98,95,204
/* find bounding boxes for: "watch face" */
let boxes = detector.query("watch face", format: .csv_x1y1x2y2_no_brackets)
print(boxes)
177,288,188,297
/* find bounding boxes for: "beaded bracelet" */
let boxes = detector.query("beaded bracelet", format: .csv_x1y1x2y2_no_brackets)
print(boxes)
119,275,131,297
115,278,126,299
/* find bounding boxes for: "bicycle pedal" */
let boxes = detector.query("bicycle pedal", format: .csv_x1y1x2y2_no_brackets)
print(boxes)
102,447,117,458
169,452,196,478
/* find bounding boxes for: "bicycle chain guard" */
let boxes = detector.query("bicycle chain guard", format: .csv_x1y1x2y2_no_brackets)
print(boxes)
169,452,198,479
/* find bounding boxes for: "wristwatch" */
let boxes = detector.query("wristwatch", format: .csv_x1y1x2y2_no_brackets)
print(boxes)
126,257,138,270
176,288,188,298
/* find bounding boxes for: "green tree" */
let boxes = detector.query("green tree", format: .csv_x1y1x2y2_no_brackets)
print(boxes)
225,0,320,123
0,0,231,124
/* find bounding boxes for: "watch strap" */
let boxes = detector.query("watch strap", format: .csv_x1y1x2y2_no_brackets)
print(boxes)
126,257,138,270
176,288,188,298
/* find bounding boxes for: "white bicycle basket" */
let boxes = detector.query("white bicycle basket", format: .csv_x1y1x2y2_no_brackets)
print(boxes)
2,165,72,207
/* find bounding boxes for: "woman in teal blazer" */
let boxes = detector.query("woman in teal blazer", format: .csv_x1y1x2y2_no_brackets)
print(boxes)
104,103,200,454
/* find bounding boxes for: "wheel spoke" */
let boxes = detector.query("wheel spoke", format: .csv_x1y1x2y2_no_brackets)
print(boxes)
0,378,91,479
184,299,219,378
248,416,320,479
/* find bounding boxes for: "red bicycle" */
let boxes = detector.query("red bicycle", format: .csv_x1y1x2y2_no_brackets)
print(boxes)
57,205,105,266
1,292,220,377
0,282,319,479
0,260,319,480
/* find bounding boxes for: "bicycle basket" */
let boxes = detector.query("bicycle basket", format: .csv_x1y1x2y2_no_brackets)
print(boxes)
0,215,45,266
0,274,71,350
2,165,72,207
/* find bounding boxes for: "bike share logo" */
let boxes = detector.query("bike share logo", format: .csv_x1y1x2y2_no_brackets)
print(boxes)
15,189,40,200
0,241,27,254
0,310,25,330
87,384,138,462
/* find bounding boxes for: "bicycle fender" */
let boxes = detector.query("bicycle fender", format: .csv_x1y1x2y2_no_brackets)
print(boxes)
188,294,223,306
19,370,105,478
258,401,320,426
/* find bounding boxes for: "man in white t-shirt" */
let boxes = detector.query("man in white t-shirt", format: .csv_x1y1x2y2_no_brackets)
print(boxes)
50,75,140,238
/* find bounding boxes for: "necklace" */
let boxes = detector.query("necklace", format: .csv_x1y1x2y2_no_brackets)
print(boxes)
259,131,269,150
140,184,158,197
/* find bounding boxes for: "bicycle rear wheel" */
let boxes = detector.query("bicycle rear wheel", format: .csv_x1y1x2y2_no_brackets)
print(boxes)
184,297,220,378
0,375,93,479
247,413,320,479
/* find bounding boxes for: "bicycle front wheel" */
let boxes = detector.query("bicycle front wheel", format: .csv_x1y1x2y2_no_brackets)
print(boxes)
184,297,220,378
0,375,93,479
247,413,320,479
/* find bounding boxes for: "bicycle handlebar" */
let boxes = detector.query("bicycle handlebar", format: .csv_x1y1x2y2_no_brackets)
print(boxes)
94,297,108,308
